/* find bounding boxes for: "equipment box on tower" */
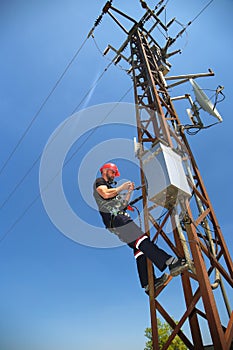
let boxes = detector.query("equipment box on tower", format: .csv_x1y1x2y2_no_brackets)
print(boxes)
142,142,191,209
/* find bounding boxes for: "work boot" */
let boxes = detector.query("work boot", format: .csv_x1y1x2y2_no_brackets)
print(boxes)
144,273,169,295
169,257,188,276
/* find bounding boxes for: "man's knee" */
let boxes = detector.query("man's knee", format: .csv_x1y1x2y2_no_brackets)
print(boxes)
135,234,149,249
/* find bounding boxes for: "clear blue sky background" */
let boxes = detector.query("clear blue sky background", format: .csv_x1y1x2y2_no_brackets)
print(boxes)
1,1,232,349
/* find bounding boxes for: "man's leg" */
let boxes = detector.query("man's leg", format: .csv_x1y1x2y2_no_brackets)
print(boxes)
134,249,149,288
136,235,189,276
134,234,172,272
132,247,170,293
114,216,188,275
115,216,171,270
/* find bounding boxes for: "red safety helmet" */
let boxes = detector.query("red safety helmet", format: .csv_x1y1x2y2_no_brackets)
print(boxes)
100,163,120,177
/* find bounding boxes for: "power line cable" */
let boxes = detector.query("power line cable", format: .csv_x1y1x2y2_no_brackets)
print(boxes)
182,0,214,32
0,60,114,211
91,35,129,73
168,0,214,47
0,85,133,244
0,155,41,211
190,0,214,24
0,22,111,209
0,36,89,177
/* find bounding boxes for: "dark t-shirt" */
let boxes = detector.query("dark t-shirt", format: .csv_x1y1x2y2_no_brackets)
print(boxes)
93,177,115,228
93,177,144,243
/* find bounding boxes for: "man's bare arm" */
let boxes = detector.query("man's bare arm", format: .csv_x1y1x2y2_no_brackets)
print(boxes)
97,181,133,199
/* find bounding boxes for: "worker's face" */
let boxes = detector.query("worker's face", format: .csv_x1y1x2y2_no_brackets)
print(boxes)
106,169,116,183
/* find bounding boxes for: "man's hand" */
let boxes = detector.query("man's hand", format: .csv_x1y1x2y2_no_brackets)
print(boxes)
120,181,134,192
123,181,134,204
128,182,135,192
97,181,134,199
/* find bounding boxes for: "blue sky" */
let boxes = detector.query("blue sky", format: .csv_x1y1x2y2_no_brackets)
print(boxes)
1,0,233,349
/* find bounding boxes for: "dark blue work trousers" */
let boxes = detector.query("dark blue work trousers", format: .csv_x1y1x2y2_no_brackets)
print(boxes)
111,214,171,287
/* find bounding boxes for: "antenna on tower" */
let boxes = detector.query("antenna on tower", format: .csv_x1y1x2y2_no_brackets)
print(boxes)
189,78,223,122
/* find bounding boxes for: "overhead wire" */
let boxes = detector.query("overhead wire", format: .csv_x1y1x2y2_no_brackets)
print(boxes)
180,0,214,30
91,35,130,73
0,24,135,212
169,0,213,47
0,2,113,211
0,85,133,243
190,0,214,24
149,0,213,56
0,60,114,211
0,36,89,177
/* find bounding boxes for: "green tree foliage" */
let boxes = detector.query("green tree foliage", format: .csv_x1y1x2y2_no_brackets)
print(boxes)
144,318,188,350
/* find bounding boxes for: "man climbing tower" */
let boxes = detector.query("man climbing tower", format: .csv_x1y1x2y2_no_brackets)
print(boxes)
93,162,189,293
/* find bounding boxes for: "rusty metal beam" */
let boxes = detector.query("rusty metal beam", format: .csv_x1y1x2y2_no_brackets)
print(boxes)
185,215,227,349
172,216,204,348
155,300,194,349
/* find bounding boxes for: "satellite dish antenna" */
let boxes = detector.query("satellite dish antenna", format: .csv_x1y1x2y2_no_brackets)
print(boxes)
189,79,223,122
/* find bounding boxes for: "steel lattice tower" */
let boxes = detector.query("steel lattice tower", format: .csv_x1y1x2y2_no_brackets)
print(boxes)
91,1,233,349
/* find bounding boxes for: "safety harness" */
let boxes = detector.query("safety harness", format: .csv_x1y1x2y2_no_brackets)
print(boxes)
94,178,143,232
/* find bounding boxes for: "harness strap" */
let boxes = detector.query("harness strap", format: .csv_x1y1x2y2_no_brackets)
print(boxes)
110,214,115,230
